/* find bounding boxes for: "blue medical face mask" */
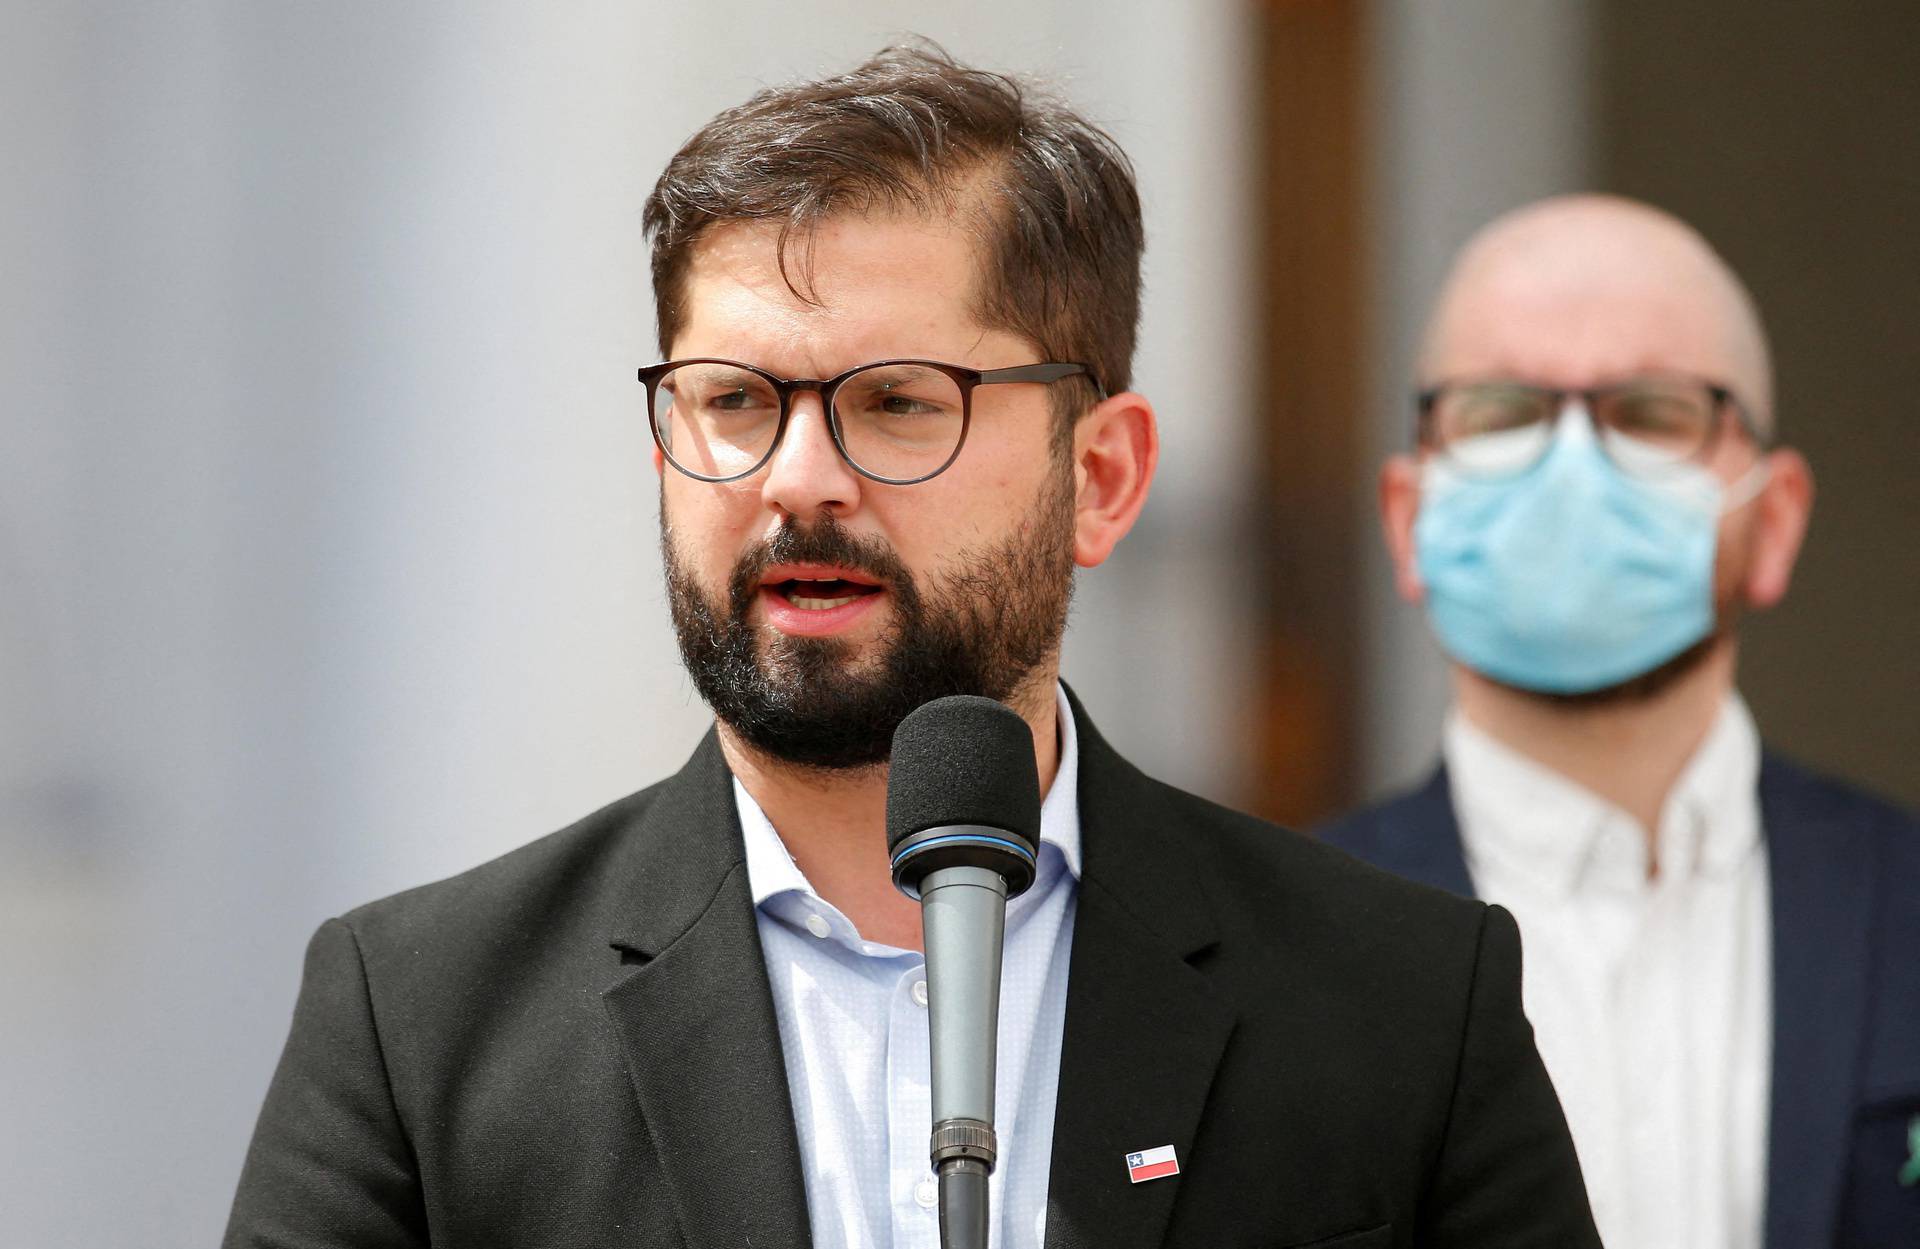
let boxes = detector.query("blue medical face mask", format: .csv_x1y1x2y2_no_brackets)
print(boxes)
1413,410,1767,694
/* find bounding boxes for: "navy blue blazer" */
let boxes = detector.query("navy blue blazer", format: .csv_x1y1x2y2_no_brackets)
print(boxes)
1318,753,1920,1249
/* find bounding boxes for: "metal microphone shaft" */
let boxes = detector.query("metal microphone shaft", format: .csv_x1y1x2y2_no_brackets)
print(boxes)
921,864,1008,1249
886,696,1043,1249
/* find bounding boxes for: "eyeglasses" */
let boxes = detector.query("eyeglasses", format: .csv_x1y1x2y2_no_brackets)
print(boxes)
1415,374,1765,480
638,357,1104,485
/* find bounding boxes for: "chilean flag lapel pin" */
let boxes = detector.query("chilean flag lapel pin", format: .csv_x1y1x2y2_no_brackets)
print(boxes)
1125,1144,1180,1184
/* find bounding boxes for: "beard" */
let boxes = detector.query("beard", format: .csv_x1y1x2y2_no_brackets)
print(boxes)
662,468,1076,772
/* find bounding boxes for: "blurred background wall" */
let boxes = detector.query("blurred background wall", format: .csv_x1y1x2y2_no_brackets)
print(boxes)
1,2,1912,1245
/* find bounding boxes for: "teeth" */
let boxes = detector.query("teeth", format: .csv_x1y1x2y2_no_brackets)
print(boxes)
791,595,858,611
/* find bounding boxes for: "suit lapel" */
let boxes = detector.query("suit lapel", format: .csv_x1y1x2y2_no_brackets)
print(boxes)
1761,754,1875,1249
1045,692,1236,1249
601,732,813,1249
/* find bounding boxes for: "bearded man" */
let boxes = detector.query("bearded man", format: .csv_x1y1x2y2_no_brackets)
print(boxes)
1321,195,1920,1249
226,48,1599,1249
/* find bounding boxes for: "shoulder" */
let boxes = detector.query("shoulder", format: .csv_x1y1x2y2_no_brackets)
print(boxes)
290,772,714,1097
1314,768,1451,860
353,783,662,924
327,776,687,999
1068,692,1487,968
1114,764,1496,984
1761,750,1918,835
1761,750,1920,890
1101,764,1601,1231
1069,717,1598,1236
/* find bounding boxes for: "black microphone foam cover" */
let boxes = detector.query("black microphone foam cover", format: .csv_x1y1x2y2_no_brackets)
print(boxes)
886,695,1042,855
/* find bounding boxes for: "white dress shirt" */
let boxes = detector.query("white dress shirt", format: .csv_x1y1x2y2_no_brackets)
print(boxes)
738,684,1081,1249
1446,695,1772,1249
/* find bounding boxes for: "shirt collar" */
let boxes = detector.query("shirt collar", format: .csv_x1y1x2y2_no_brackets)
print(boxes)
1660,693,1762,876
1445,692,1762,895
738,682,1084,913
1040,681,1085,880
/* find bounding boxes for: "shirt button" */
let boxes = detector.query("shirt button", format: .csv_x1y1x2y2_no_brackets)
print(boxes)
911,979,930,1007
914,1177,939,1209
805,913,831,939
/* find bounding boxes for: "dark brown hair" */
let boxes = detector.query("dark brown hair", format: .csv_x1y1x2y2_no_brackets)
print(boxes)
642,43,1144,419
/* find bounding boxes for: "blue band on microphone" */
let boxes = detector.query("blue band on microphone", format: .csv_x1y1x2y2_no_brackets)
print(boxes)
890,832,1037,870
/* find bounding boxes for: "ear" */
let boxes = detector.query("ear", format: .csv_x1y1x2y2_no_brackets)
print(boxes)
1742,447,1814,609
1380,454,1426,604
1070,391,1158,569
651,444,666,477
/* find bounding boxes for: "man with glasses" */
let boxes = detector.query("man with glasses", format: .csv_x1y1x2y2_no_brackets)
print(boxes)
227,46,1600,1249
1322,194,1920,1248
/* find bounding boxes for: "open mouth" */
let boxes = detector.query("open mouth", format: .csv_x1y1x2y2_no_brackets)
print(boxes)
769,576,884,612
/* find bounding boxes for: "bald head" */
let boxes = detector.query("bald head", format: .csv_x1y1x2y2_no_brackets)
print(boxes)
1420,194,1774,430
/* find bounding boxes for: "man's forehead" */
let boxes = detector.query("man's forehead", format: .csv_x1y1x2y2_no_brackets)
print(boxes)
673,212,1005,364
1419,197,1772,412
1426,259,1732,379
686,211,983,302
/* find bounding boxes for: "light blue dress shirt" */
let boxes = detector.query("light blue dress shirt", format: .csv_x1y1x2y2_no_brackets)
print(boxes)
737,684,1082,1249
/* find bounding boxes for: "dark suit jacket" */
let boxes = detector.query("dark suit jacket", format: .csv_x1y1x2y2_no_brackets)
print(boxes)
226,695,1600,1248
1319,753,1920,1249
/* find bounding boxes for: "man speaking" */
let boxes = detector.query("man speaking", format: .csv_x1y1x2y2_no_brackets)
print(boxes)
225,47,1598,1248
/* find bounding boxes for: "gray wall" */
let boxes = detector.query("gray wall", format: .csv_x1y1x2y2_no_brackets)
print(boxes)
0,4,1256,1245
1595,0,1920,806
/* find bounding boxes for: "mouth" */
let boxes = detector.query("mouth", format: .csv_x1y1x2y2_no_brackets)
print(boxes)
763,563,884,608
756,564,887,634
777,578,882,610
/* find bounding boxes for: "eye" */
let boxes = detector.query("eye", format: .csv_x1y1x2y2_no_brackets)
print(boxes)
706,386,758,412
875,391,944,417
669,366,778,417
1443,384,1555,437
838,367,963,422
1608,391,1700,434
1595,382,1714,458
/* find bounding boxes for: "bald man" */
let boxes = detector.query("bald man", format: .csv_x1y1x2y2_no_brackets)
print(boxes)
1320,195,1920,1249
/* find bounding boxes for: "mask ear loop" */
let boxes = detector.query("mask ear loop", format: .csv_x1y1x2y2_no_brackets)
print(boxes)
1719,457,1772,513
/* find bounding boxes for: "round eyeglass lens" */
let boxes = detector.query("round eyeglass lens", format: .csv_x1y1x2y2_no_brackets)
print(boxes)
1592,381,1715,477
1435,384,1557,476
652,363,783,480
832,363,967,481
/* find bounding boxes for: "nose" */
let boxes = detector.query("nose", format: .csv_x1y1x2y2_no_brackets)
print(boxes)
760,392,862,520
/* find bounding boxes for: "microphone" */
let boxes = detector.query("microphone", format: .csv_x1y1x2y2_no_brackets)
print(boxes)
887,696,1042,1249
